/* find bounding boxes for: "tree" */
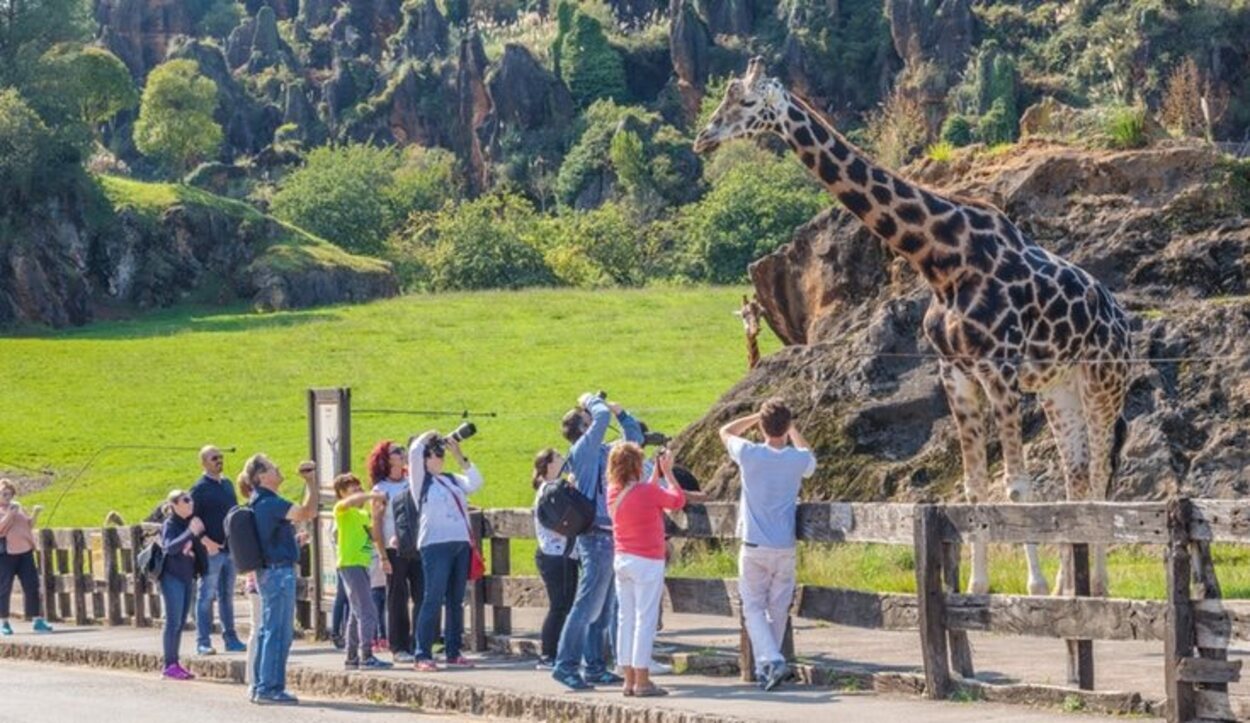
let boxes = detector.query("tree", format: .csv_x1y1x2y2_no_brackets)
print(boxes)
0,0,90,87
561,10,627,108
34,45,137,135
133,59,222,176
0,89,57,207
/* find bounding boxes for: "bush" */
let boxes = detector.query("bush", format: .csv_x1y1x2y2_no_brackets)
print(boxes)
940,114,974,147
33,45,137,133
133,59,222,176
680,156,825,284
536,202,646,287
561,10,627,108
0,89,57,207
1103,105,1148,149
867,87,928,169
925,141,955,162
977,97,1014,146
555,100,652,207
391,192,553,291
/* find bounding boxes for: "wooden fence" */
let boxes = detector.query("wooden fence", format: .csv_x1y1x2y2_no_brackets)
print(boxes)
10,500,1249,722
11,525,317,632
474,499,1249,723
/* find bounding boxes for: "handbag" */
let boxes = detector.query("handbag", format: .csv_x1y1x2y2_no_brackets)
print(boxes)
436,476,486,582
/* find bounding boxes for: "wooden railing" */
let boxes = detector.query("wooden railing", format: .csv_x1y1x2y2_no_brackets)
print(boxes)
10,525,317,631
472,499,1249,723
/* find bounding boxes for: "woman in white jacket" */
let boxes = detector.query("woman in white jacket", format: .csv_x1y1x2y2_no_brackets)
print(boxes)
408,430,483,671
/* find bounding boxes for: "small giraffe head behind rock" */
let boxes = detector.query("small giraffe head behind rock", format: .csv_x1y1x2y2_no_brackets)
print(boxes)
735,294,762,337
693,57,787,154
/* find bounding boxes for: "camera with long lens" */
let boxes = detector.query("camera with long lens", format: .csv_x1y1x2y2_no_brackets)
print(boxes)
448,422,477,443
639,422,670,448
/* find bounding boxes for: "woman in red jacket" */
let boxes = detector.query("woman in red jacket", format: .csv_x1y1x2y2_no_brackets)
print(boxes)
607,445,686,698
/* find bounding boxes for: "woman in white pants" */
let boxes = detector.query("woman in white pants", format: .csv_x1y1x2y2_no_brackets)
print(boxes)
607,444,686,697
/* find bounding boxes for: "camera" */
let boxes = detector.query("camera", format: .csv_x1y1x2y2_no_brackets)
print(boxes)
448,422,477,443
639,422,670,448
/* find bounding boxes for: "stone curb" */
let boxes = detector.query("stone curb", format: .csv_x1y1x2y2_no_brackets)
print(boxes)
0,639,747,723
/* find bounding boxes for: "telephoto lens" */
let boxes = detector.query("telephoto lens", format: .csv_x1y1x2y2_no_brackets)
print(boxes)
449,422,477,443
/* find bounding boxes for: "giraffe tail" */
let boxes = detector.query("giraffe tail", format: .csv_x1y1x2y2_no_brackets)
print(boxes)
1110,414,1128,480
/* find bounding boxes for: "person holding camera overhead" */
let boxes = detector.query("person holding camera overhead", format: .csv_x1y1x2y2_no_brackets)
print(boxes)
719,399,816,692
608,445,686,697
408,427,483,671
552,392,643,691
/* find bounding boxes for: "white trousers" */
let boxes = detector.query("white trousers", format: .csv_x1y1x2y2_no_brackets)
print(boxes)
614,553,666,669
738,545,796,674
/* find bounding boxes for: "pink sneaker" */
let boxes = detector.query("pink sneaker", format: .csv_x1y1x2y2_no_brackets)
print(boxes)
445,656,475,668
162,663,194,680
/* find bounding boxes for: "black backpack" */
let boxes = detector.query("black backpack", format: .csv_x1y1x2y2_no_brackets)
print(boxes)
536,479,596,540
225,503,266,574
392,476,433,560
136,540,165,584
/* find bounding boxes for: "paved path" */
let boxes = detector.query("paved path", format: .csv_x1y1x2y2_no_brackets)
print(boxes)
0,621,1163,722
0,662,475,722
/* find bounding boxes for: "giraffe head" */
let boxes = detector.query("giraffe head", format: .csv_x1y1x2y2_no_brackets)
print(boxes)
693,57,787,155
734,294,763,337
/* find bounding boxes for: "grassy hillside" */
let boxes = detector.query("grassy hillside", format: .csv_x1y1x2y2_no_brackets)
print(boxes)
0,286,776,527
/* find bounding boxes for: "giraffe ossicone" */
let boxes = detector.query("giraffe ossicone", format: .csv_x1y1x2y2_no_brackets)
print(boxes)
696,57,1132,605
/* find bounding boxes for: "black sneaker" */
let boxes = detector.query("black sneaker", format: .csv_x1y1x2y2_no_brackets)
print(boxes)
345,658,360,670
360,657,394,670
586,670,624,685
553,671,594,691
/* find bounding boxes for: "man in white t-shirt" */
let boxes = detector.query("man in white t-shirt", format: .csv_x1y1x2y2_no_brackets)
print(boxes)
719,398,816,692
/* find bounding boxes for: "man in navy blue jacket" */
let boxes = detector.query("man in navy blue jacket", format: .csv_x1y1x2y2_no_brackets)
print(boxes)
551,393,642,691
190,445,245,655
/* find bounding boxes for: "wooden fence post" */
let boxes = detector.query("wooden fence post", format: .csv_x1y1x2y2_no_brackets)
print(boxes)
128,526,147,628
941,540,975,678
70,529,89,625
490,535,512,636
468,510,487,652
915,505,952,700
38,529,58,622
1072,543,1094,690
101,527,123,625
1164,498,1195,723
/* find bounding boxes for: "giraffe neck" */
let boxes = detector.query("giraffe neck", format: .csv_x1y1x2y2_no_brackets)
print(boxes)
746,333,759,370
775,95,967,288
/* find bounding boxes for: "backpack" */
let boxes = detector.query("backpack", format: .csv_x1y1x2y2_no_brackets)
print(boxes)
136,540,165,584
536,479,596,540
225,503,266,574
392,476,433,560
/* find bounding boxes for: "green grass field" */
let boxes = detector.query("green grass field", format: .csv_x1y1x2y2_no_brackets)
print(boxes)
0,286,775,528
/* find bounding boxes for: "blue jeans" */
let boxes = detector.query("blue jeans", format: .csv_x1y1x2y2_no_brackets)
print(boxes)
372,586,386,639
196,552,238,647
331,572,348,638
159,575,193,667
416,541,469,661
553,530,615,680
252,565,296,698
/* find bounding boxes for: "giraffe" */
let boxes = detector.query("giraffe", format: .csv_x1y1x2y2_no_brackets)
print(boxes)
694,58,1131,599
735,294,764,370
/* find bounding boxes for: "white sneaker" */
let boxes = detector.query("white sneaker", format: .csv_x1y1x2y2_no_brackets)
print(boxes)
649,660,673,675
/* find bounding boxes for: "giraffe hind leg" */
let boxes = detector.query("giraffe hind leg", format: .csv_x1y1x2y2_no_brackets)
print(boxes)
1039,377,1091,597
1082,362,1130,598
939,363,991,595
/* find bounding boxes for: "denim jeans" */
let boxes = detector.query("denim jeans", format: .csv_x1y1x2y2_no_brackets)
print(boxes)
196,552,238,647
252,565,296,698
331,572,348,638
339,566,377,662
416,541,468,661
553,530,615,680
159,575,193,667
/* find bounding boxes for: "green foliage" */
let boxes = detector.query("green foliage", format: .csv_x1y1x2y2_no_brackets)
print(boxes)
443,0,470,25
939,114,974,147
977,97,1014,147
196,0,244,38
392,192,553,291
555,100,652,206
0,89,58,208
33,45,137,133
925,141,955,163
780,0,893,109
536,202,647,287
608,129,647,195
680,155,825,283
866,87,929,169
560,10,627,108
0,0,91,87
133,60,223,176
550,0,575,77
271,144,457,256
1103,105,1148,149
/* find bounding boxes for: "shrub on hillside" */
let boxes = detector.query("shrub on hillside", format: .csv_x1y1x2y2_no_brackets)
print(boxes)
271,144,459,255
939,114,974,147
679,155,825,284
866,87,928,169
0,89,60,208
133,59,222,176
389,192,554,291
536,202,647,287
560,10,627,108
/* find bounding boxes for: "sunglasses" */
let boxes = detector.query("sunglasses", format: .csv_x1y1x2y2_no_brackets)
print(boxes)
176,496,191,504
208,456,223,462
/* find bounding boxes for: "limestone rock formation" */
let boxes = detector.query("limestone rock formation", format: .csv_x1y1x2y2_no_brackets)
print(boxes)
486,44,574,133
696,0,752,36
95,0,195,77
457,33,493,194
885,0,974,86
391,0,449,62
166,38,282,158
675,141,1250,503
668,0,711,117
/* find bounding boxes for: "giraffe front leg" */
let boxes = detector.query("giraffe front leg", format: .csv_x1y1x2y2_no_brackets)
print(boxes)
1082,364,1128,599
939,363,991,595
985,373,1049,597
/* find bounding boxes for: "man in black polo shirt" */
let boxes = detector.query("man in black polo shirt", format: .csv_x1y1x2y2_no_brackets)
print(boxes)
246,455,318,706
190,445,245,655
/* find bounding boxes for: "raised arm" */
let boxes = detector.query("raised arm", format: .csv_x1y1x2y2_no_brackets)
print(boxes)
408,430,438,501
617,404,643,444
444,438,484,495
656,451,687,510
334,490,382,511
719,412,760,445
285,462,320,523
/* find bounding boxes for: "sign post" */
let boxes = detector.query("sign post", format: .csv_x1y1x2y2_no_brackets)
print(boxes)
307,387,351,639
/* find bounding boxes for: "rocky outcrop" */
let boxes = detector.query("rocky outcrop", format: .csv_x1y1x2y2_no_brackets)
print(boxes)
486,44,574,133
345,61,456,148
668,0,711,118
390,0,449,62
695,0,752,36
457,33,493,195
675,141,1250,503
245,5,297,73
95,0,195,78
885,0,974,87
